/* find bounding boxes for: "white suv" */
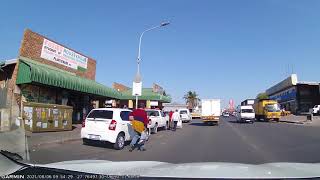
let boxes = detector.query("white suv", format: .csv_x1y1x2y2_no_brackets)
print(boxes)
81,108,132,150
145,109,169,134
178,109,192,123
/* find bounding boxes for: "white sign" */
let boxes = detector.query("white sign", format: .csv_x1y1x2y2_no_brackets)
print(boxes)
150,101,159,106
40,39,88,70
132,82,142,96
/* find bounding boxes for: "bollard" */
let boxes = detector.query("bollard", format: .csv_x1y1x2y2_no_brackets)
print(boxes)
307,114,313,121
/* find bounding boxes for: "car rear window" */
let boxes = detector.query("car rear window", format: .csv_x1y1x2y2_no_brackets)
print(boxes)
87,110,113,119
146,110,159,117
180,110,188,114
120,111,131,121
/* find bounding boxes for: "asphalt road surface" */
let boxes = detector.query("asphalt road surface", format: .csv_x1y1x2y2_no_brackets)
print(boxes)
29,116,320,164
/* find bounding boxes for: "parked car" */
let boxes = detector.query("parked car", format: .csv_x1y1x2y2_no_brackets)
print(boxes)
178,109,192,123
236,106,255,123
81,108,132,150
145,109,169,134
312,105,320,115
222,112,230,117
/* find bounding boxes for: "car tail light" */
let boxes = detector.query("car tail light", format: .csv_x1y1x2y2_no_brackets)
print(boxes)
82,120,86,127
109,120,117,130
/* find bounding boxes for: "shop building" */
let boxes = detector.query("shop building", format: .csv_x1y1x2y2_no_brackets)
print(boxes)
0,29,171,132
112,82,171,109
0,29,122,132
265,74,320,114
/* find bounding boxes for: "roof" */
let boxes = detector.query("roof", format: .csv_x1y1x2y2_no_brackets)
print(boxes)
297,81,319,86
120,88,171,102
16,57,122,99
0,59,17,68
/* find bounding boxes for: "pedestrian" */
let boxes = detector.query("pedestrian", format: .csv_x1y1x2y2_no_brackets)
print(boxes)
169,110,174,130
172,109,180,131
129,103,149,152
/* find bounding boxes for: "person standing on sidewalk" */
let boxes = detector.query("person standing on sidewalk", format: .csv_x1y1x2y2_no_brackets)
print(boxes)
172,109,180,131
169,110,174,130
129,103,149,151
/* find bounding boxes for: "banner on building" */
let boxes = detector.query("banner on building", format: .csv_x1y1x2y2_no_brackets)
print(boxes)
40,39,88,70
153,83,164,95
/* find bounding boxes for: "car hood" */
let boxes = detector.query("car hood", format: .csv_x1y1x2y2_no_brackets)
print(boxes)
41,160,320,179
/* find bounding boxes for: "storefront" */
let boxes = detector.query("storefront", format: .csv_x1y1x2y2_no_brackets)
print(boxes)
266,74,320,114
113,83,171,109
0,29,121,132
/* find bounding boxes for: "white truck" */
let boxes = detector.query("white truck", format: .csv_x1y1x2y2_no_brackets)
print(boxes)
201,99,221,125
145,109,169,134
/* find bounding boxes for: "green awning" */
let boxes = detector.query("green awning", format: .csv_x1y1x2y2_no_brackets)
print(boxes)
120,88,171,103
16,57,122,99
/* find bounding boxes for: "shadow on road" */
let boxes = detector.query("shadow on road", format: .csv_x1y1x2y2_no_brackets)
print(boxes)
189,122,218,126
83,140,130,149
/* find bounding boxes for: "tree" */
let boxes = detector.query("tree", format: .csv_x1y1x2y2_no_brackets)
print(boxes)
256,92,269,100
183,91,200,109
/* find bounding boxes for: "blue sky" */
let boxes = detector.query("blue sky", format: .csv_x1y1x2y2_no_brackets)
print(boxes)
1,0,320,107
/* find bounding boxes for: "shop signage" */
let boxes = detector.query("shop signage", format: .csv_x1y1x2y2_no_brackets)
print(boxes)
150,101,159,106
270,87,297,102
40,39,88,70
266,74,298,96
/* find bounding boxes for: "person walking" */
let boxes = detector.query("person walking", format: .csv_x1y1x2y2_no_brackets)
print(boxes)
129,103,149,152
172,109,180,131
169,110,174,130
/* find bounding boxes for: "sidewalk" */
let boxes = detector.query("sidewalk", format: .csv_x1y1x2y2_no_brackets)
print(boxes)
279,114,309,124
26,124,82,148
279,114,320,125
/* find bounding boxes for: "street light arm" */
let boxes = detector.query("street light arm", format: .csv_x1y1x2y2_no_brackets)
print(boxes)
137,25,163,62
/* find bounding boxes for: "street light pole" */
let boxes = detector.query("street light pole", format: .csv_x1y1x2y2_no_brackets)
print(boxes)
134,22,170,109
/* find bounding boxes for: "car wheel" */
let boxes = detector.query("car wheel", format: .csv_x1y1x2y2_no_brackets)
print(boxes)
113,133,125,150
152,124,158,134
82,138,90,145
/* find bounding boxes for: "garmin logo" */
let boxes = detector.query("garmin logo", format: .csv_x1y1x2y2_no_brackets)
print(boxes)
1,175,25,179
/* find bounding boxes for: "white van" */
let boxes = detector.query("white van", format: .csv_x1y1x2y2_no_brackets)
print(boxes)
178,109,192,123
236,106,255,123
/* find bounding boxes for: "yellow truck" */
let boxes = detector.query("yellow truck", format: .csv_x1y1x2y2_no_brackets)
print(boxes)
253,99,281,122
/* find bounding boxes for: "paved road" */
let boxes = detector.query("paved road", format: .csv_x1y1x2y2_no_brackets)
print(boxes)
29,116,320,164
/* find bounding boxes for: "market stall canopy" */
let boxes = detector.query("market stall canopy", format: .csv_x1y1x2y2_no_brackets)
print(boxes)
16,57,122,99
120,88,171,103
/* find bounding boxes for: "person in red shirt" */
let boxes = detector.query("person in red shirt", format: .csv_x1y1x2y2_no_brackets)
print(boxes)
169,111,174,130
129,103,148,151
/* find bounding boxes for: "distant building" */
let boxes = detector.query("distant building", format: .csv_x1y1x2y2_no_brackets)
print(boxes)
112,83,171,109
265,74,320,114
162,102,188,112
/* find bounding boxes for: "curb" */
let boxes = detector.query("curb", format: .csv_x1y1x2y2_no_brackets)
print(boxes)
279,120,306,124
29,137,81,148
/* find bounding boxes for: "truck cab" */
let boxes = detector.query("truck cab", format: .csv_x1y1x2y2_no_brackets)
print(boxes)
254,99,281,122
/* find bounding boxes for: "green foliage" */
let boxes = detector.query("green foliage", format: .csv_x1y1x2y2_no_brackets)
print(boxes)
256,92,269,100
183,91,200,109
